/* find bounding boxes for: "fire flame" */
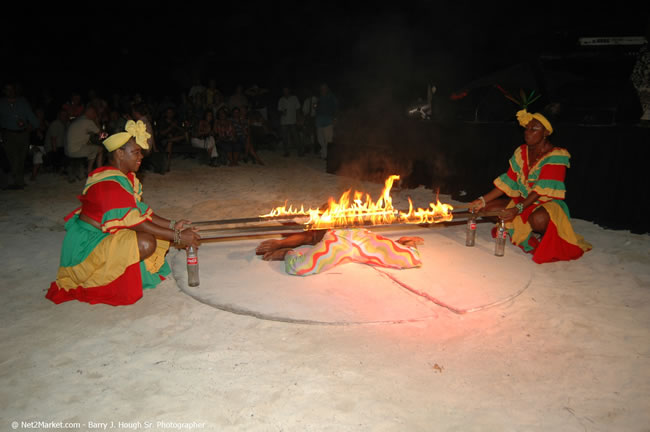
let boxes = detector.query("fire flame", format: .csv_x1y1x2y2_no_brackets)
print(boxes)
261,175,454,229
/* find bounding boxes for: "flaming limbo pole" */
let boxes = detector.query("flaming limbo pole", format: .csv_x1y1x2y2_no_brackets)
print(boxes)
196,210,502,242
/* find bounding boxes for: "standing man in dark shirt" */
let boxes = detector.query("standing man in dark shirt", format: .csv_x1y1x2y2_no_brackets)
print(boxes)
0,83,40,189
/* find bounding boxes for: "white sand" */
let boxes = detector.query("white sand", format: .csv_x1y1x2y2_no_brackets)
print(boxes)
1,150,649,432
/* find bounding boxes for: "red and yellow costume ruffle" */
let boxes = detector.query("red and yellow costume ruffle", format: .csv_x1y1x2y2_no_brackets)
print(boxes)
46,167,171,306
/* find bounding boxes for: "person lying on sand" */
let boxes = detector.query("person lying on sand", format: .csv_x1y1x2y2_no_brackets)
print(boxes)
256,228,424,276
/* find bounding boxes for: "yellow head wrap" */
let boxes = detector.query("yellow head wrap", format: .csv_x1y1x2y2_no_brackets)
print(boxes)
103,120,151,152
516,109,553,135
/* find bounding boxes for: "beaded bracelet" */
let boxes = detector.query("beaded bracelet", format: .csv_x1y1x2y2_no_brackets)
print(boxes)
169,219,176,230
173,228,181,245
515,203,525,214
478,196,486,208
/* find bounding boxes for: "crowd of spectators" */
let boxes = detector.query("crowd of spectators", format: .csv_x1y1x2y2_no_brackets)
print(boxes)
1,79,338,189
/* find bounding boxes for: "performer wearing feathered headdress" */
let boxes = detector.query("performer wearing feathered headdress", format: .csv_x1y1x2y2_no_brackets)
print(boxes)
469,110,592,263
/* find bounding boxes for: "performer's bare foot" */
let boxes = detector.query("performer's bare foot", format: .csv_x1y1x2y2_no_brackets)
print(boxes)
263,248,293,261
397,236,424,248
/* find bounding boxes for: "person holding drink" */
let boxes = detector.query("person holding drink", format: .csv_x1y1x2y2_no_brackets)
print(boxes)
468,109,591,263
47,120,201,306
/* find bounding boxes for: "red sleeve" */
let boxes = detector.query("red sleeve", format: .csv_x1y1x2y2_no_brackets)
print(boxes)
80,181,138,223
538,164,566,183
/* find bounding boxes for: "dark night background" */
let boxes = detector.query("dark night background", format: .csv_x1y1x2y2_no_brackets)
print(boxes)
2,7,649,110
2,7,649,232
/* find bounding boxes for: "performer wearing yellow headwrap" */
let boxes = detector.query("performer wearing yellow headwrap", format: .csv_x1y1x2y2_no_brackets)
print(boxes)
47,120,201,306
468,109,592,263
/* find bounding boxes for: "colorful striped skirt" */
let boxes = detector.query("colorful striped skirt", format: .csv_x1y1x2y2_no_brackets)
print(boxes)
285,228,422,276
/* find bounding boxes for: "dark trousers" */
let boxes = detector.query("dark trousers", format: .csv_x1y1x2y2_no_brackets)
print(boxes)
66,157,87,182
1,129,29,186
47,148,66,173
302,117,316,152
281,124,302,155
